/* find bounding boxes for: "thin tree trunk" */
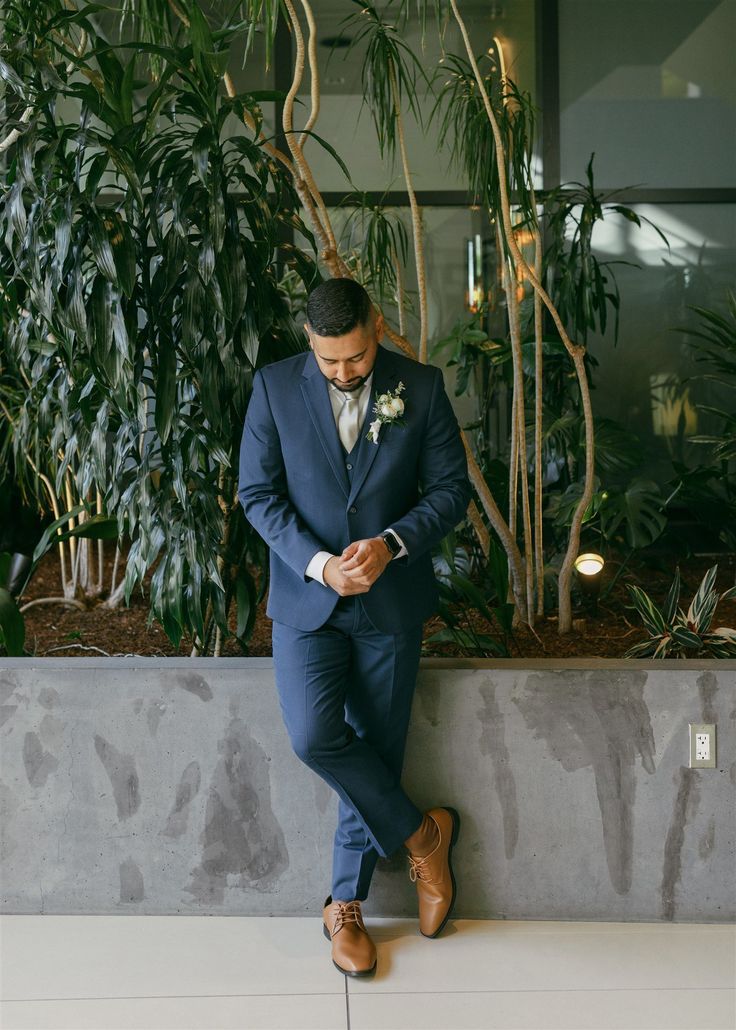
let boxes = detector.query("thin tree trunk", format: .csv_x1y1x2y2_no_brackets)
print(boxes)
449,0,595,633
96,488,105,594
503,250,535,625
467,500,490,558
388,61,428,362
393,245,406,337
530,195,545,618
63,467,78,598
282,0,350,278
463,439,527,620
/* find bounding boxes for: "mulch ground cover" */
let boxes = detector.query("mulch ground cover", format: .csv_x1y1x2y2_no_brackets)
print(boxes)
17,541,736,659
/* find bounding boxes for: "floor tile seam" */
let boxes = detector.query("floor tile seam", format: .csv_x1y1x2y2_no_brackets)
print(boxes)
1,991,348,1003
344,986,736,996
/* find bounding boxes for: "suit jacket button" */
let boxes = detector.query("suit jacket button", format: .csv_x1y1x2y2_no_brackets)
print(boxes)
346,463,353,470
349,505,357,513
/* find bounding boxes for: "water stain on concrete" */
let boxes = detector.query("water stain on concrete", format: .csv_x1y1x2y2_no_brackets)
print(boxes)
119,858,145,903
94,735,141,820
22,731,59,787
0,779,18,860
185,716,288,904
661,767,701,920
515,670,655,895
162,761,202,838
38,687,60,709
0,675,18,703
176,674,213,703
146,701,166,736
417,675,441,728
39,713,65,752
0,703,18,728
477,678,519,860
699,815,716,860
0,674,21,726
698,671,718,725
660,671,719,920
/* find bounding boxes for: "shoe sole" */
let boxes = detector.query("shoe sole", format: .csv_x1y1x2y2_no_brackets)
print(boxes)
421,806,461,940
322,922,377,977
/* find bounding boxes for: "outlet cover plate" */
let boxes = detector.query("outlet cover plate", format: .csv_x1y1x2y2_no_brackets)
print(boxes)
689,723,716,768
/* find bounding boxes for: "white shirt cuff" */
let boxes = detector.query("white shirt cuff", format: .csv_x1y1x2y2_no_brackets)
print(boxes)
305,550,334,585
384,528,408,559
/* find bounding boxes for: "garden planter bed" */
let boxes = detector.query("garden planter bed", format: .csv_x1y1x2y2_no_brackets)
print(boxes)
16,543,736,660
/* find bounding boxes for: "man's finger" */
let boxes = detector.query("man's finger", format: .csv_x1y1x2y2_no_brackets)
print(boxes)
340,545,370,570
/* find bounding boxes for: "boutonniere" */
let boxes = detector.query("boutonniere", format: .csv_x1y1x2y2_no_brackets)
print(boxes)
367,381,406,444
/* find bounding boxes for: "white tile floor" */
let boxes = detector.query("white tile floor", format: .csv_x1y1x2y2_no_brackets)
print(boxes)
0,915,733,1030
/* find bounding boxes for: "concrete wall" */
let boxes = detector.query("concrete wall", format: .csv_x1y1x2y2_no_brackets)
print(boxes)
1,659,734,922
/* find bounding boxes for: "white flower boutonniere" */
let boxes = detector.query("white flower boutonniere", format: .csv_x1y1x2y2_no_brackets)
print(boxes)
367,381,406,444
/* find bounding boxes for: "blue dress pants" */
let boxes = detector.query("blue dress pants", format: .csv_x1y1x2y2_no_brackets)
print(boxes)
272,594,425,902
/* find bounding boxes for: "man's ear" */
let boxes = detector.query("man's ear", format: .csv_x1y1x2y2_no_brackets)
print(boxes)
304,323,314,349
374,311,385,342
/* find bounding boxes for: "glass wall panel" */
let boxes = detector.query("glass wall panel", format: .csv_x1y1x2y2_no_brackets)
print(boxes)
581,203,736,481
559,1,736,189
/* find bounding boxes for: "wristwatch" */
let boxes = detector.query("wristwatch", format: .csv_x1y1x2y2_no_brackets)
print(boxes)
380,531,402,558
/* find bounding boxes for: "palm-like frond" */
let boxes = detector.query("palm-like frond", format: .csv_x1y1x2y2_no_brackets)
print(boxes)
340,0,430,160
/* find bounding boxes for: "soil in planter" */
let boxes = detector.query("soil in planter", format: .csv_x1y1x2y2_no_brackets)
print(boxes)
16,541,736,659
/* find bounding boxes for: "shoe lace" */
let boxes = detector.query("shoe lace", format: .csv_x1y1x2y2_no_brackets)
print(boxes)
330,900,365,936
408,853,436,884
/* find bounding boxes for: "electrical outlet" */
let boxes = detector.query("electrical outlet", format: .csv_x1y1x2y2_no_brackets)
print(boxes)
689,723,716,768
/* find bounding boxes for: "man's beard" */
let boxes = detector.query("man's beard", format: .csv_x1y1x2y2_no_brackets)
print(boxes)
327,364,375,393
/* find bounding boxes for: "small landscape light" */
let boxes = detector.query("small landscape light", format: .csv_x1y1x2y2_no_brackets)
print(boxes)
574,552,604,576
574,553,605,615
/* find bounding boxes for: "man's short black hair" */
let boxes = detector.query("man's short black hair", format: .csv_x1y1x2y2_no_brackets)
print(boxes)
305,278,373,337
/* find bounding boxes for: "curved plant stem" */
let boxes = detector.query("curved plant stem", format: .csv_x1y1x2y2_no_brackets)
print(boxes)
21,451,69,597
393,244,406,337
223,70,296,176
296,0,320,149
19,597,85,612
449,0,595,633
510,261,531,622
282,0,349,277
0,106,33,155
467,499,490,557
504,249,534,625
387,60,427,361
463,438,527,619
383,323,416,358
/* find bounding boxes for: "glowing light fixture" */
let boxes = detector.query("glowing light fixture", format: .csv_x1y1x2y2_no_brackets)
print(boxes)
574,553,605,576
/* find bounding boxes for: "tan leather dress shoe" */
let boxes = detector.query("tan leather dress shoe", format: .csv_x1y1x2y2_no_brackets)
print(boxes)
407,806,461,938
322,895,377,977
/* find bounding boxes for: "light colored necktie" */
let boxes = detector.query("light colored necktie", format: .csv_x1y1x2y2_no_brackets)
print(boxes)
337,391,362,453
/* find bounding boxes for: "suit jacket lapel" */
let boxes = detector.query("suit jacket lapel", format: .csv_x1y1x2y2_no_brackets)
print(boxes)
300,352,350,499
348,344,401,505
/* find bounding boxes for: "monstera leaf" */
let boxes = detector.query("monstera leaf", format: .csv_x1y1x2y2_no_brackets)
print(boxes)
599,478,666,550
546,476,604,528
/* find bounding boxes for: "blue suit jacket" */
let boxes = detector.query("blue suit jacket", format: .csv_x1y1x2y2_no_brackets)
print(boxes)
237,343,472,633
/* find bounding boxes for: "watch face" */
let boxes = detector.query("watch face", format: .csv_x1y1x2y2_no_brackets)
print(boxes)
383,533,400,556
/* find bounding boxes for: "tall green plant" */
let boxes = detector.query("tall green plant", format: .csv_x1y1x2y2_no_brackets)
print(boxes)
0,0,319,654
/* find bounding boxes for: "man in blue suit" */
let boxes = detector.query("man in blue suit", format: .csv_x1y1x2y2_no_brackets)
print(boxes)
238,278,472,977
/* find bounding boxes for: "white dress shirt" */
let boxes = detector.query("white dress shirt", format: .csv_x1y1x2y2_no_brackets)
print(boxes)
305,372,407,585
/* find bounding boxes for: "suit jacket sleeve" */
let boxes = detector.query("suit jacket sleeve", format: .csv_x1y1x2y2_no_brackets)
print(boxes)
237,369,325,580
389,366,472,564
